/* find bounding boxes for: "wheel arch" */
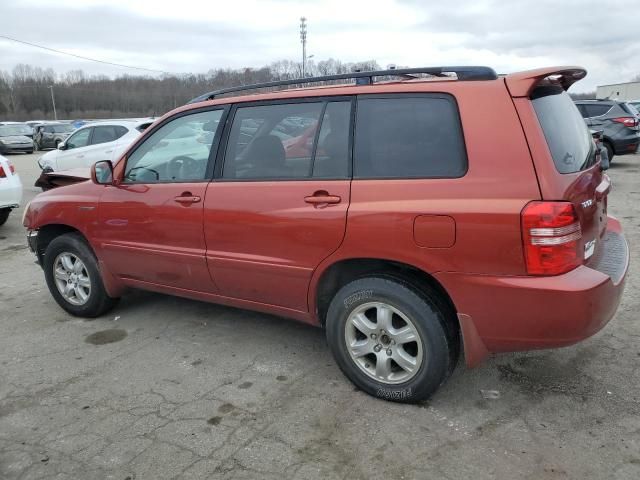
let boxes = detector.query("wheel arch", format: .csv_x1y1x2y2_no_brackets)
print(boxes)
35,223,125,298
35,223,86,264
311,257,457,325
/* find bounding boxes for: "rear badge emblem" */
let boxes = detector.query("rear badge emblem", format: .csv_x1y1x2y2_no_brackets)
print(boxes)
581,199,594,209
584,239,596,259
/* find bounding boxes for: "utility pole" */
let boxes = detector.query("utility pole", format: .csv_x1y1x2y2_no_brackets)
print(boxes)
299,17,307,77
48,85,57,120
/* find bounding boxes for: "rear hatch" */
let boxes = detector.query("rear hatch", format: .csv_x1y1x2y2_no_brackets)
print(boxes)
530,85,608,267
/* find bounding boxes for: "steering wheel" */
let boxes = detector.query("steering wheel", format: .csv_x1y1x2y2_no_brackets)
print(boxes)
126,166,160,182
168,155,200,180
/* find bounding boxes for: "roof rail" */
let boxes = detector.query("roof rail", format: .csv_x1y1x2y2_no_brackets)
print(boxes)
187,66,498,104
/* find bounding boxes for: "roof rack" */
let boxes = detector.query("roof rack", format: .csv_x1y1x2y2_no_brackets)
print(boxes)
187,66,498,104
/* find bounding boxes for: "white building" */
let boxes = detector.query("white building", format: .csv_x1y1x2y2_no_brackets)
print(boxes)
596,81,640,101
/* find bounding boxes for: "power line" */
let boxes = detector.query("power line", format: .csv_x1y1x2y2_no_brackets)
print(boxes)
0,34,173,75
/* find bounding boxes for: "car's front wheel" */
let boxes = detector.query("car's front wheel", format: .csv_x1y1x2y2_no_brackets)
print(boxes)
43,233,119,317
326,277,457,403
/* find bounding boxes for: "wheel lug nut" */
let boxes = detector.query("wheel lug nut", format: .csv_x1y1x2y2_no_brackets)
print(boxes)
391,339,396,345
373,344,382,353
386,349,392,356
371,333,377,340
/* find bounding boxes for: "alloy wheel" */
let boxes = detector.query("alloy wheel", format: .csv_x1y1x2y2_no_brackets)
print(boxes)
53,253,91,306
344,302,424,384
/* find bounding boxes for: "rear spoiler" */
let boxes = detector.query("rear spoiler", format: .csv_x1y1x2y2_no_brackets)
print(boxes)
505,66,587,97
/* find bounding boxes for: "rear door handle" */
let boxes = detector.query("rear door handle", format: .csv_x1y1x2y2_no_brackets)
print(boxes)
304,191,341,206
174,194,201,204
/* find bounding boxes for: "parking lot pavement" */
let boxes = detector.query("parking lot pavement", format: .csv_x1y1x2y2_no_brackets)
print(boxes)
1,152,639,480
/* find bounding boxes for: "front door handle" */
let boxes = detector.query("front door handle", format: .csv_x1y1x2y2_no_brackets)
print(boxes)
174,193,201,204
304,191,341,206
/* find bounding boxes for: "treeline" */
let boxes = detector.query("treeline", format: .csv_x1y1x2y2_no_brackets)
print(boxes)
0,59,379,121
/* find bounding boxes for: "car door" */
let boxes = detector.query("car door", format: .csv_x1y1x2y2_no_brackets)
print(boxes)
204,99,352,312
97,108,226,292
78,125,129,166
584,104,611,130
56,127,93,170
39,126,55,148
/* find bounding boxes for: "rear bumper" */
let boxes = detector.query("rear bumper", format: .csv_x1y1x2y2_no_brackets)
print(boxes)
436,217,629,365
0,175,23,209
611,133,640,155
0,143,34,154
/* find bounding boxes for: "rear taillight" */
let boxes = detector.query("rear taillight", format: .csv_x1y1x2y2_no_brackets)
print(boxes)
521,201,582,275
0,162,15,178
611,117,638,127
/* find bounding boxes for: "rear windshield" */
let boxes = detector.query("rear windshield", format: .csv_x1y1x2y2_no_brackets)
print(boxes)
532,86,596,174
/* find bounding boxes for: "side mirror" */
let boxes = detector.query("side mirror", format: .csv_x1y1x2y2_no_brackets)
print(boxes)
57,141,66,150
92,160,114,185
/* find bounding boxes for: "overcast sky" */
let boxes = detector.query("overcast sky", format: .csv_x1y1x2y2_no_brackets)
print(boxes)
0,0,638,92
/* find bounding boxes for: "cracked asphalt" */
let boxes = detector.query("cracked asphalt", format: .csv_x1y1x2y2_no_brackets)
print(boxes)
1,153,639,480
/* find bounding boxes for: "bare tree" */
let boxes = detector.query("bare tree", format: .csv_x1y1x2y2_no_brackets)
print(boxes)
0,58,384,120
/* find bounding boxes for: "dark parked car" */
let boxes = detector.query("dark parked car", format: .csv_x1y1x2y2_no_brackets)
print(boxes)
33,123,75,150
574,99,640,161
0,124,35,154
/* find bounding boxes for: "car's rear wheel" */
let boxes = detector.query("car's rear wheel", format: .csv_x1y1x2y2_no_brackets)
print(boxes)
43,233,119,317
0,208,10,226
325,277,457,403
605,142,614,163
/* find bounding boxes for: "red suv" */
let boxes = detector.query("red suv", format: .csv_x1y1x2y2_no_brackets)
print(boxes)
23,66,629,402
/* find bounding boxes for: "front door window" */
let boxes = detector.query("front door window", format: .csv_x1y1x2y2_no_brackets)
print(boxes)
124,110,223,183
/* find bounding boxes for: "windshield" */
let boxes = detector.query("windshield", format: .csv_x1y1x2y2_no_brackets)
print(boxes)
0,125,31,136
532,86,596,174
50,124,74,133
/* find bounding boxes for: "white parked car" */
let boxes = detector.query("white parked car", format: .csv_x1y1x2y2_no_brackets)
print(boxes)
38,119,154,172
0,155,23,226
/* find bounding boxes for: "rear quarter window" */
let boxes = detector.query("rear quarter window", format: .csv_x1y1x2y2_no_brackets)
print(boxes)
532,87,596,174
353,95,467,179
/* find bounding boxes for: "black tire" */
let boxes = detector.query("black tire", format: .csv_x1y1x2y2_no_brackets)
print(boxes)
43,233,119,317
27,150,34,154
0,208,10,226
326,277,457,403
54,140,61,149
605,142,614,163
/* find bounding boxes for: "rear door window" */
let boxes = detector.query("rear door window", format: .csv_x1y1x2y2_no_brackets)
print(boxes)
353,95,467,179
222,101,351,180
91,125,128,145
582,104,611,117
532,87,596,174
